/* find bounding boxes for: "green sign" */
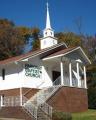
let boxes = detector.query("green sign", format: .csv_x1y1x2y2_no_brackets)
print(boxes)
25,64,42,78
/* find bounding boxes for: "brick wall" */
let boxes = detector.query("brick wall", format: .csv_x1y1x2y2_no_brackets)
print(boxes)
47,86,88,113
0,88,39,99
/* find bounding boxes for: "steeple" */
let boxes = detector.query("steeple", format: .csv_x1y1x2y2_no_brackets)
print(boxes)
43,2,54,37
40,2,58,49
46,2,51,29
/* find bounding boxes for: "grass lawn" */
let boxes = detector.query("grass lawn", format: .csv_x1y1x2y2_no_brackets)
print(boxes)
72,109,96,120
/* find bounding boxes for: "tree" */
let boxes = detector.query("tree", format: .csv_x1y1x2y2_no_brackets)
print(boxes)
0,19,25,60
55,32,82,47
87,65,96,109
17,26,30,42
31,27,40,50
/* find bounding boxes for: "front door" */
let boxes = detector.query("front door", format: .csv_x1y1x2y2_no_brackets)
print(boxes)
52,71,60,82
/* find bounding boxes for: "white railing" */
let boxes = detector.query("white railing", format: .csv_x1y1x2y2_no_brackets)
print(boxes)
23,102,38,120
24,86,61,120
27,86,60,105
3,95,27,107
53,75,85,88
53,76,70,86
23,95,52,120
23,86,57,120
53,76,61,86
39,100,52,119
64,76,70,86
81,80,85,88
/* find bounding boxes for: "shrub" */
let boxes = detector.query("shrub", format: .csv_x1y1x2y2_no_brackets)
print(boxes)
52,111,72,120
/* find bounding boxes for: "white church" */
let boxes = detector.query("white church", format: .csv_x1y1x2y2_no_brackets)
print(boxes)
0,2,91,120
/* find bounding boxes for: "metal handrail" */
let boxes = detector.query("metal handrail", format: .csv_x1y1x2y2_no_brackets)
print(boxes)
23,102,38,120
3,95,27,107
23,94,52,119
53,75,85,88
53,76,61,86
39,99,52,119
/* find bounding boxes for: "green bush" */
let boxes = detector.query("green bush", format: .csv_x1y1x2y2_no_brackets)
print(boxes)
52,111,72,120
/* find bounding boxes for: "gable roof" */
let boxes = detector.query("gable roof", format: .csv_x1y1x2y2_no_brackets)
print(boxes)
42,47,76,59
0,43,67,65
42,46,91,64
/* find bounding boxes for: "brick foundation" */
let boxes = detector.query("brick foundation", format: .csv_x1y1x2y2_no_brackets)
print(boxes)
47,86,88,113
0,87,39,99
0,87,88,113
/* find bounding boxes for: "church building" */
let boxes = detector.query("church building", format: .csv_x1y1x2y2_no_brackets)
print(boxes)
0,2,91,120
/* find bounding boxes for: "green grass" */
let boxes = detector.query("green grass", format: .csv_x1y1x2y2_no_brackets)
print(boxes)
72,109,96,120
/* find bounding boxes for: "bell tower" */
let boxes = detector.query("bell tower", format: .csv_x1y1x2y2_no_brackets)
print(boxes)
40,2,58,49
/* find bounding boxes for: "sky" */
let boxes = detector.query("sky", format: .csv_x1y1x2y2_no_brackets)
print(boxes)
0,0,96,35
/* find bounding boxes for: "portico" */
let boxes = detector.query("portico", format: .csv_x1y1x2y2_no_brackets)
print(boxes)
42,47,91,89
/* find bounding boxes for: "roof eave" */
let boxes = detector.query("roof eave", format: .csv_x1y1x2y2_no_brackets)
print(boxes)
42,46,91,65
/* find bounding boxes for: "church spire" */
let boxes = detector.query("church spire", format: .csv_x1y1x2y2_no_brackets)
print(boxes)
43,2,54,37
46,2,51,29
40,2,57,49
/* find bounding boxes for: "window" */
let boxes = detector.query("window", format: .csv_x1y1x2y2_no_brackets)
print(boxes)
45,32,47,35
44,40,46,45
51,32,52,35
2,69,5,80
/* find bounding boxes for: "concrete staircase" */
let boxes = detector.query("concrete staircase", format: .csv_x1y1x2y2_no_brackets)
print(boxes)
37,106,50,120
0,85,61,120
23,86,61,120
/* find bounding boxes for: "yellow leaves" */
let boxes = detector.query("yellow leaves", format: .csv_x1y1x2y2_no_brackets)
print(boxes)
55,32,82,47
31,27,40,35
17,26,30,36
0,19,14,28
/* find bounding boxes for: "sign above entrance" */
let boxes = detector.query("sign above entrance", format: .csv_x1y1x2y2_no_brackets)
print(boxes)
25,64,42,78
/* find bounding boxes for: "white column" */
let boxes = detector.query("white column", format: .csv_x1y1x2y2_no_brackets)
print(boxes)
84,66,87,88
69,63,72,86
60,61,64,85
1,95,3,107
77,62,80,87
20,87,23,106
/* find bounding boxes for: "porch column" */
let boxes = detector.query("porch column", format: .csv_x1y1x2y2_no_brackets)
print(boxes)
20,87,23,106
60,61,64,85
77,62,81,87
84,66,87,88
69,63,72,86
1,95,3,107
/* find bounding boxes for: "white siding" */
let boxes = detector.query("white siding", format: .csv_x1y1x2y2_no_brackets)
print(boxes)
0,56,53,90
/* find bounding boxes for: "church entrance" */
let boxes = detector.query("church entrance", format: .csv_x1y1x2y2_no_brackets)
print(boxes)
52,71,60,82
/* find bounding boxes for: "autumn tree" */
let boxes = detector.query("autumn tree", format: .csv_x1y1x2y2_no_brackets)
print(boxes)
55,32,82,47
31,27,40,50
0,19,26,60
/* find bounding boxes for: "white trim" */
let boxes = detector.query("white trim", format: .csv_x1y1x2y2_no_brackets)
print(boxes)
76,59,82,63
77,62,80,87
20,87,23,106
79,47,91,64
40,37,68,48
19,43,67,62
1,95,3,107
60,61,64,85
84,66,87,88
21,58,28,62
1,43,66,66
43,47,80,60
43,46,91,64
69,63,72,86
